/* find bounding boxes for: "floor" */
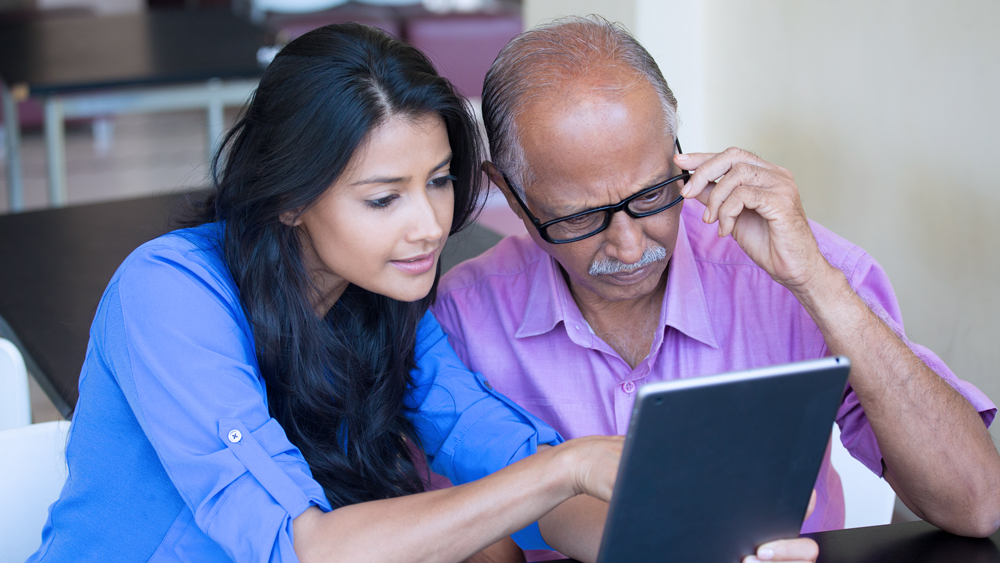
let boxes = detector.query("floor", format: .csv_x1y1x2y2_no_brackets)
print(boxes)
1,110,217,214
1,106,920,527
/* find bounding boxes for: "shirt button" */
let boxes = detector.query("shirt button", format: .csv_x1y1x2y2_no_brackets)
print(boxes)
483,380,493,390
623,381,636,393
228,429,242,443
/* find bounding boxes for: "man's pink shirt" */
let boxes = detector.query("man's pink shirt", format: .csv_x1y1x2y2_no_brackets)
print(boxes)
432,199,995,535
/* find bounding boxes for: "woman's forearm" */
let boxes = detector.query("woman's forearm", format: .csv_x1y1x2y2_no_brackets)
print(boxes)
294,436,621,563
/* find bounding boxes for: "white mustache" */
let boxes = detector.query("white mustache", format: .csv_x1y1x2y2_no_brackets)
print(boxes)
589,246,667,276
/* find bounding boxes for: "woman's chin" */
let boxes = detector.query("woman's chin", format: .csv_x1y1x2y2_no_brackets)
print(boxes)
381,277,437,303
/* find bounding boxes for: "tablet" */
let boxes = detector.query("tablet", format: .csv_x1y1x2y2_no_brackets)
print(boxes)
596,356,851,563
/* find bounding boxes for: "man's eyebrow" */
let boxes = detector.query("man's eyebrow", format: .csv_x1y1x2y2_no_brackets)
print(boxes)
351,154,453,186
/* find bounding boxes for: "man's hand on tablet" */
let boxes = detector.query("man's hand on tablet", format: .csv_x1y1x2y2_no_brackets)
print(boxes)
743,489,819,563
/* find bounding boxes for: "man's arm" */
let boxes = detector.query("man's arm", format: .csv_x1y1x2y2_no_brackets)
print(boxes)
677,148,1000,537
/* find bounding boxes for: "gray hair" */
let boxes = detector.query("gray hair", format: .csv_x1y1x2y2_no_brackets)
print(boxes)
482,15,679,198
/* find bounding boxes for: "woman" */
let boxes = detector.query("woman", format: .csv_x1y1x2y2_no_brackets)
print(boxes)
29,23,619,563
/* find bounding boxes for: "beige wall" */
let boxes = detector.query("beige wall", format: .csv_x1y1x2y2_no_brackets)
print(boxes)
526,0,1000,441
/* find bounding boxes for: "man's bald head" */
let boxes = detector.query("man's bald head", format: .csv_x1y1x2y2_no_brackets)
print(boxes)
482,15,678,196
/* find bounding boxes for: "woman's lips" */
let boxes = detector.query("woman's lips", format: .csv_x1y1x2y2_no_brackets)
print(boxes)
390,252,436,275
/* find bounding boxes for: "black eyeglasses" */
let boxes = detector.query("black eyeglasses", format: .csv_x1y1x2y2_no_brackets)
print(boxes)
502,139,689,244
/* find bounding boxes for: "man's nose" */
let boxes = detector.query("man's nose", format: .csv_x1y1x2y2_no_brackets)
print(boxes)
602,211,645,264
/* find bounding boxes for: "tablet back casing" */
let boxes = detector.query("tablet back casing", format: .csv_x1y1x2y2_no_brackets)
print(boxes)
597,357,851,563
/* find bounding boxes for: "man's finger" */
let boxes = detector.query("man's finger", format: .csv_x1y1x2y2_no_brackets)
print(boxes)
674,151,722,200
702,161,769,224
677,148,774,203
751,538,819,562
716,185,757,238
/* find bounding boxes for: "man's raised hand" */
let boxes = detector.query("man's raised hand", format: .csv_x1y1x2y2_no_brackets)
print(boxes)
675,148,832,293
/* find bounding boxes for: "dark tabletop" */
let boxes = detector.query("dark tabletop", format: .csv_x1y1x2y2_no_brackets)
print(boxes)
0,9,271,95
541,521,1000,562
0,192,193,414
0,192,501,415
806,520,1000,563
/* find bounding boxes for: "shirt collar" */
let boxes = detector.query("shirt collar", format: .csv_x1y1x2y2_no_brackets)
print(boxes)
660,213,719,349
515,249,592,347
514,214,719,349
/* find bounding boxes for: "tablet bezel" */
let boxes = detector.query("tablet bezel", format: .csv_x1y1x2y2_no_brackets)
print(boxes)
596,356,852,563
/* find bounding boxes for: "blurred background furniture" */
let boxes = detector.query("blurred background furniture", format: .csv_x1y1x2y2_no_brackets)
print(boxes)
0,8,270,211
0,193,187,415
0,337,31,429
0,419,72,563
242,0,521,98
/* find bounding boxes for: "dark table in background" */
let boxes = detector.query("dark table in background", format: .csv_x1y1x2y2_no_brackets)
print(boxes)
0,9,271,211
0,192,501,415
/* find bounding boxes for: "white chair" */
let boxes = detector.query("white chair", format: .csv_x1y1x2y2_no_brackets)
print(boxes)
0,420,72,563
0,337,31,430
830,422,897,528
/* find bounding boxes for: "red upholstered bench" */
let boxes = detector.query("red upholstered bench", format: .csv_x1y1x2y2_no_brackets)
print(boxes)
404,7,521,99
256,2,521,100
264,3,403,40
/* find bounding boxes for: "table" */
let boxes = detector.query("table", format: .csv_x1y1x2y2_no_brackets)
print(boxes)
805,520,1000,563
0,10,271,212
0,191,501,415
541,520,1000,562
0,192,188,414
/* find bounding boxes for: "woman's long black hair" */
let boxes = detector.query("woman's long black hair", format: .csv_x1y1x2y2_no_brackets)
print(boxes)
187,23,485,507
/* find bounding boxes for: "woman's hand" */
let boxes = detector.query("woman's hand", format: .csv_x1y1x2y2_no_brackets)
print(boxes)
742,489,820,563
551,435,625,502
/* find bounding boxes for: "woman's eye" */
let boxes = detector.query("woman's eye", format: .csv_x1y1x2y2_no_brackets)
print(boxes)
366,194,398,209
430,174,457,189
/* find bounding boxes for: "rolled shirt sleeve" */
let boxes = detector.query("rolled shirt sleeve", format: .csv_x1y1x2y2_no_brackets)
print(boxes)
406,311,564,550
106,241,330,562
826,238,997,477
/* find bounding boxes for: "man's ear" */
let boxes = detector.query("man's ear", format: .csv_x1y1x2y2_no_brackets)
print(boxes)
279,209,303,227
482,161,528,222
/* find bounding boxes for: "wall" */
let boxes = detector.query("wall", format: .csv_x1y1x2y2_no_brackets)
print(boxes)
525,0,1000,442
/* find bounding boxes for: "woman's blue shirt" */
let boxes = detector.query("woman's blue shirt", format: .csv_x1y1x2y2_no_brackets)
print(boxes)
28,223,562,562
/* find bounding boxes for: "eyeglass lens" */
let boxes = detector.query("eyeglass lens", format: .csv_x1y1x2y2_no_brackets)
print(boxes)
546,176,685,242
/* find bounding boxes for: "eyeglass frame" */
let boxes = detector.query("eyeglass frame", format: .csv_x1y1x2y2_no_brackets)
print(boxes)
500,138,690,244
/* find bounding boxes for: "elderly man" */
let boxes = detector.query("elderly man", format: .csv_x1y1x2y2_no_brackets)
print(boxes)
433,14,1000,563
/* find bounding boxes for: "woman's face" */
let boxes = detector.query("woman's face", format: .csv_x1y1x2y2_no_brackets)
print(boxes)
291,113,455,313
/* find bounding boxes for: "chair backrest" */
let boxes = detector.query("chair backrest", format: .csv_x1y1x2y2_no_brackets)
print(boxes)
0,420,71,563
830,422,897,528
0,338,31,430
248,0,348,23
